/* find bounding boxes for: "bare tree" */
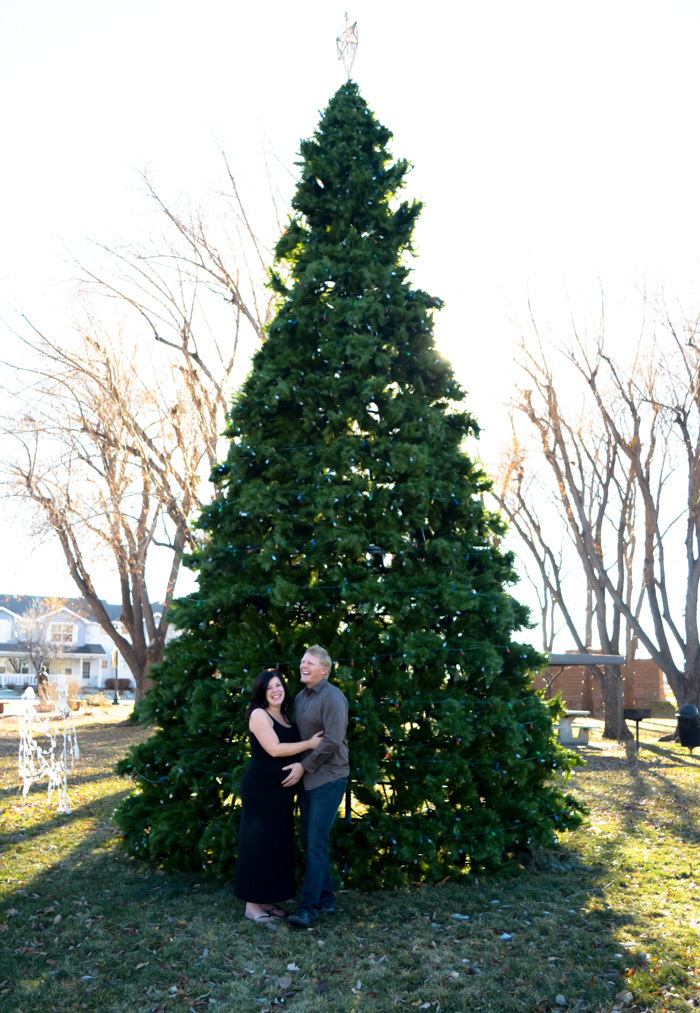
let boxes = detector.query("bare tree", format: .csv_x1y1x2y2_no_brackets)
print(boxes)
576,305,700,709
77,163,279,479
2,320,204,699
492,431,567,655
492,367,641,739
496,297,700,730
13,597,69,673
1,164,279,700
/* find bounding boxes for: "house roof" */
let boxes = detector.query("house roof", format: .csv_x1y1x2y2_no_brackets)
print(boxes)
0,595,165,624
62,643,108,656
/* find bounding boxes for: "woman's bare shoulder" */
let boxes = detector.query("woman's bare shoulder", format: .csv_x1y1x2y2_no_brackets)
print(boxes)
248,707,273,726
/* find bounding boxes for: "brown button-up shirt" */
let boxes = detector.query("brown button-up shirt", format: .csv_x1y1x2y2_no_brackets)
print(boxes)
295,678,349,791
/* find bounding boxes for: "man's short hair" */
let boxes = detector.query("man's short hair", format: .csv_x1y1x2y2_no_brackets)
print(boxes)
306,644,332,672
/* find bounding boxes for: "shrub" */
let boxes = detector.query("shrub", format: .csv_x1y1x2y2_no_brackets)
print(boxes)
104,678,133,692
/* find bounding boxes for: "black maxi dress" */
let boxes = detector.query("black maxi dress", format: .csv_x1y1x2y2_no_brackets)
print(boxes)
233,718,302,902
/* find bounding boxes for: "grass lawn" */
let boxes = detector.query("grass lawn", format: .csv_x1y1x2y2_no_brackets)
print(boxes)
0,708,698,1013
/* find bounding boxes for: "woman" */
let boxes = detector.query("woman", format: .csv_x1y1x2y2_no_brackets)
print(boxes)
234,668,323,923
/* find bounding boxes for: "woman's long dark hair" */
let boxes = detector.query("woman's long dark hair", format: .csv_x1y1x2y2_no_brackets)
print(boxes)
245,669,293,724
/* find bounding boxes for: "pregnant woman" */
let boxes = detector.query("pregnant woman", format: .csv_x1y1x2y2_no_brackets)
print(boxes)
234,668,323,923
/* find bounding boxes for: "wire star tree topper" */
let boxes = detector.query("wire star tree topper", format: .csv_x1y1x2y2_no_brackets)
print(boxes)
336,13,358,77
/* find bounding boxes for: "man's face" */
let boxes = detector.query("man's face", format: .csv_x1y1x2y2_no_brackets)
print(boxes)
300,651,328,688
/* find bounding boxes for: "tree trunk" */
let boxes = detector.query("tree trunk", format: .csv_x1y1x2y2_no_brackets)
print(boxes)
134,665,155,703
664,667,700,710
116,638,161,704
594,666,632,740
134,676,153,703
682,672,700,710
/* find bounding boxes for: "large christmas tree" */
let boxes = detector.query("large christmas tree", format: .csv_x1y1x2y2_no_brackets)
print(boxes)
116,82,582,888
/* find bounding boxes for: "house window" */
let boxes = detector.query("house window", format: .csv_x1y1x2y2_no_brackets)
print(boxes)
101,660,108,669
51,624,74,644
82,661,91,680
0,666,5,674
21,664,29,674
64,667,72,675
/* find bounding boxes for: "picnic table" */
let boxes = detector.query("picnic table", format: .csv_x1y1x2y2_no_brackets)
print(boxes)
557,710,597,746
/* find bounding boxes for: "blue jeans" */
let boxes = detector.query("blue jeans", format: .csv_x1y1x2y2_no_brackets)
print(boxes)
298,777,347,914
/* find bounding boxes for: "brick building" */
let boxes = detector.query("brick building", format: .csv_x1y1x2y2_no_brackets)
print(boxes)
532,656,668,715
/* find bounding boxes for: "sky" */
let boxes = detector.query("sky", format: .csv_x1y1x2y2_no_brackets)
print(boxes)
2,0,700,641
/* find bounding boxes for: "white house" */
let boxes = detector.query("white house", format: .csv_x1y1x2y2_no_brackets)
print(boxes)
0,595,167,690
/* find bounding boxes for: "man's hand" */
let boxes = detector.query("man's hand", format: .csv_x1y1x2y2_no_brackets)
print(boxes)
281,762,304,788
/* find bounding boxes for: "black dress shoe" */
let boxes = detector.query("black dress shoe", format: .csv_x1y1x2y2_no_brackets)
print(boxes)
287,908,315,929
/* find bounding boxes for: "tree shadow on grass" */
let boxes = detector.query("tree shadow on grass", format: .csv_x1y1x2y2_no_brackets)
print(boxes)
0,789,130,848
1,837,177,1006
0,722,679,1013
0,769,124,807
0,829,632,1013
572,750,700,849
640,741,700,768
622,762,700,848
0,752,644,1013
0,803,256,1013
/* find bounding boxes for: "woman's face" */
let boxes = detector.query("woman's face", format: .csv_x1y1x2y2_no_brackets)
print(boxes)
265,676,285,708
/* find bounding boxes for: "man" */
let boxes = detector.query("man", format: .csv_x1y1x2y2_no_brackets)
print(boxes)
282,645,349,929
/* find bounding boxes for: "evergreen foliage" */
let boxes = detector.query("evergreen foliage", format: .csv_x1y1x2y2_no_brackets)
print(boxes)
116,82,583,888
